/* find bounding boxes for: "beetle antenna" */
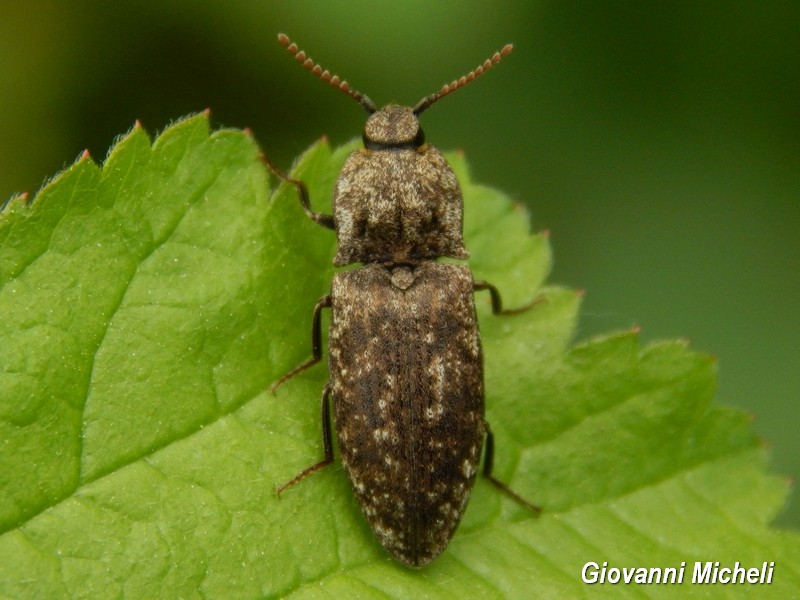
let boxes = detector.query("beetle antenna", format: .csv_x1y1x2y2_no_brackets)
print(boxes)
278,33,377,114
413,43,513,115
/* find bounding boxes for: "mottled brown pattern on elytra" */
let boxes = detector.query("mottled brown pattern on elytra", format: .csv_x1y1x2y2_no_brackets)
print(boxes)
330,263,483,566
333,137,468,267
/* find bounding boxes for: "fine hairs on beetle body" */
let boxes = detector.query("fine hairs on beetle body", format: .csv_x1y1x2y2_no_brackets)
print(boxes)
266,33,541,567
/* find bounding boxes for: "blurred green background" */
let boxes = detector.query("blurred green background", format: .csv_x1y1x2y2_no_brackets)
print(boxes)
1,1,797,528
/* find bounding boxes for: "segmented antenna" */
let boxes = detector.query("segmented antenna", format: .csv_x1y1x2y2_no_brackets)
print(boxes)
413,44,513,115
278,33,377,113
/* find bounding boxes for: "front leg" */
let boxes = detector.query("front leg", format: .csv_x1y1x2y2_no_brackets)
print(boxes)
261,154,335,230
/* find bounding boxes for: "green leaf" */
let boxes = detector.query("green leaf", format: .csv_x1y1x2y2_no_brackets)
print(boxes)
1,113,798,598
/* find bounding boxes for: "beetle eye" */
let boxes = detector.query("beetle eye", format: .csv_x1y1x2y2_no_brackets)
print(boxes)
414,127,426,147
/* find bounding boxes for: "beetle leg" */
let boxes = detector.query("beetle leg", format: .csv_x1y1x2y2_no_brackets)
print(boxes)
482,421,541,515
270,295,332,393
473,280,545,315
277,384,334,496
261,153,336,230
